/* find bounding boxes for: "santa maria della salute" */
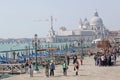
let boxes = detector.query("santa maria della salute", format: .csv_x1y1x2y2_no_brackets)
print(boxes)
46,11,109,43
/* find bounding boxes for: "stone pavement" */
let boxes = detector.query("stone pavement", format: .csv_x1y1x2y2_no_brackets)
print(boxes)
2,56,120,80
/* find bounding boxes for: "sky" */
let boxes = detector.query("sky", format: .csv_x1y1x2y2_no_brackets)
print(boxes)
0,0,120,39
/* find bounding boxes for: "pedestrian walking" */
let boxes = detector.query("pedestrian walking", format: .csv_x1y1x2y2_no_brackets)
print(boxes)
50,60,55,76
73,56,79,76
61,60,68,76
80,55,84,65
25,60,29,74
29,62,33,77
45,61,50,77
67,55,70,65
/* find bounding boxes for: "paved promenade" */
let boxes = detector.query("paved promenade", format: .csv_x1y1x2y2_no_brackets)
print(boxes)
2,56,120,80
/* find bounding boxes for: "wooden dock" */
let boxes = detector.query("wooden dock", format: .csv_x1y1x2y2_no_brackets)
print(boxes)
0,63,26,74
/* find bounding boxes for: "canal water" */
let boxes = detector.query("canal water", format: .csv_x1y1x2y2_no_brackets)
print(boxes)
0,41,92,58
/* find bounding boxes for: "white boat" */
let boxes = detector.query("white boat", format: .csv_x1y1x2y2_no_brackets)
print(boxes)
91,38,102,44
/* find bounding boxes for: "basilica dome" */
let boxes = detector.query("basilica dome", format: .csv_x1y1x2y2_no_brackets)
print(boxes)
59,26,67,31
90,11,103,26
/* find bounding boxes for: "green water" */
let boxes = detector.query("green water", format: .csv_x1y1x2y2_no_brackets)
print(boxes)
0,73,13,79
0,41,92,58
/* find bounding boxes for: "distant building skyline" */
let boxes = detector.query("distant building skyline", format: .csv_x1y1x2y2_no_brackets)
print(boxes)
46,11,109,43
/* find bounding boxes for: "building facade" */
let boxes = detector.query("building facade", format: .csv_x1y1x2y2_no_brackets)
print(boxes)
46,11,109,44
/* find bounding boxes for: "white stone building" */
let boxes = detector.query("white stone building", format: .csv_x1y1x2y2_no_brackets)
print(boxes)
46,11,109,43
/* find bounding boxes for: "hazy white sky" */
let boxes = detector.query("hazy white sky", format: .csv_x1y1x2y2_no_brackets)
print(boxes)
0,0,120,38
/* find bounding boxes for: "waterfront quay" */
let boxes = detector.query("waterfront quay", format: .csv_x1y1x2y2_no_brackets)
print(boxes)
2,56,120,80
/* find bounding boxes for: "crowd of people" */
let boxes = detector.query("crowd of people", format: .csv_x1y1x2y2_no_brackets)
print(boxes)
94,47,120,66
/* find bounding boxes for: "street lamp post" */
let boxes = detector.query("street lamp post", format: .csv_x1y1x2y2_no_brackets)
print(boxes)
32,34,40,71
81,39,83,56
80,38,84,58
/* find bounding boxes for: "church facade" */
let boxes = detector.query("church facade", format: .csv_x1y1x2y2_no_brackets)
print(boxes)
46,11,109,44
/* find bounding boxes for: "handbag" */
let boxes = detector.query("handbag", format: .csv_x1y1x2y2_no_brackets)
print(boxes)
74,67,76,71
67,66,68,69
